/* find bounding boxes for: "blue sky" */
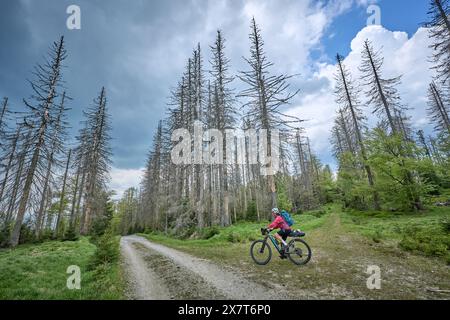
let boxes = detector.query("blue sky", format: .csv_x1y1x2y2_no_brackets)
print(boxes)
322,0,429,61
0,0,435,196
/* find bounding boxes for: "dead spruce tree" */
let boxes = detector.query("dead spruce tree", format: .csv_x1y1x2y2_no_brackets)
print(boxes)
294,129,314,209
3,126,33,226
10,37,68,247
0,98,8,147
0,126,21,213
427,81,450,134
192,44,207,228
34,92,69,238
54,149,72,237
360,40,408,136
0,98,11,205
238,18,300,212
67,156,83,235
141,120,163,229
417,130,433,160
210,30,237,227
335,54,380,210
427,0,450,84
67,132,88,237
360,39,423,210
79,87,112,235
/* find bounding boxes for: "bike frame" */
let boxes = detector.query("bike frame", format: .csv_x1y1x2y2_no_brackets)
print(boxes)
265,234,283,254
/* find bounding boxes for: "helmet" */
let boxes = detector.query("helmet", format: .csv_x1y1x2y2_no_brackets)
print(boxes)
271,208,280,216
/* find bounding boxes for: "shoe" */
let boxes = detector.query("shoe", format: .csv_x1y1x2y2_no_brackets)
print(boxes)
279,254,287,260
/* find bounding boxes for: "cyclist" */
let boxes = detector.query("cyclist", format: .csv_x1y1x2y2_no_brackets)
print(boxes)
267,208,292,259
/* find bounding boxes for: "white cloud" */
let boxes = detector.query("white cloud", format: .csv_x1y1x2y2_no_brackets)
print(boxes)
288,25,435,164
109,167,144,200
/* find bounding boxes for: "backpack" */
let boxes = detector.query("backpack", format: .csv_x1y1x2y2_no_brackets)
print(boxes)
280,210,294,227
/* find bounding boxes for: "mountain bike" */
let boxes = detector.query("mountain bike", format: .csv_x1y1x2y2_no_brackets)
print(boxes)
250,228,312,266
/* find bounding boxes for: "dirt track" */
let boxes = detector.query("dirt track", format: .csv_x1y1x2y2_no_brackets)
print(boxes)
120,235,291,300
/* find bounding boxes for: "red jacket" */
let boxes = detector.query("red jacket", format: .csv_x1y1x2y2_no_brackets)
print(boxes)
268,216,291,231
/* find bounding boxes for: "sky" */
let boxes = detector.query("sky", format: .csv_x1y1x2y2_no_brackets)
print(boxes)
0,0,436,198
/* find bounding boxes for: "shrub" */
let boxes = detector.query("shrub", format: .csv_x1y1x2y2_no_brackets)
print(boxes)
63,227,79,241
371,229,383,243
310,210,326,218
18,224,36,244
246,201,258,221
0,228,8,248
399,225,449,258
227,232,243,243
89,230,119,269
175,227,196,240
201,227,220,240
441,217,450,233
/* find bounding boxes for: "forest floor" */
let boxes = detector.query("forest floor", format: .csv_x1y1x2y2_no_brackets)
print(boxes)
0,237,124,299
137,206,450,300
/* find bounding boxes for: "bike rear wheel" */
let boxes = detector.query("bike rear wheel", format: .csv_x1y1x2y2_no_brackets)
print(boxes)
286,239,312,266
250,240,272,265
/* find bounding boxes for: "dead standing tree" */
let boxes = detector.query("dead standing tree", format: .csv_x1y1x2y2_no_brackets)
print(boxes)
10,37,68,247
427,81,450,134
79,87,112,235
427,0,450,85
335,54,380,210
210,30,237,227
34,92,70,238
238,18,301,214
359,39,423,210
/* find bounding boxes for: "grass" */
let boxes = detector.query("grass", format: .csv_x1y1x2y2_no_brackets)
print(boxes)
0,237,124,300
340,206,450,262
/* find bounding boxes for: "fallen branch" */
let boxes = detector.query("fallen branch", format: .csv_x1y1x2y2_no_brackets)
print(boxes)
426,288,450,294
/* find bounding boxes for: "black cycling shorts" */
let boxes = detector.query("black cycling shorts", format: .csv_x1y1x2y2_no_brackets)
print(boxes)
277,229,292,240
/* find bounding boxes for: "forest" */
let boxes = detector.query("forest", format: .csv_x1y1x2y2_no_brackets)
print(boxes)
0,0,448,301
0,1,448,250
118,3,450,238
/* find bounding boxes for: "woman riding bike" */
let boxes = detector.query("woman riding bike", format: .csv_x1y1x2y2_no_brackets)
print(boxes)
266,208,292,259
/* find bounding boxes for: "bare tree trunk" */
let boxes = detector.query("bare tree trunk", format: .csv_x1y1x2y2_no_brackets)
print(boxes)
430,82,450,133
69,165,81,230
0,126,20,204
11,134,45,246
5,133,29,224
54,149,72,237
10,37,65,247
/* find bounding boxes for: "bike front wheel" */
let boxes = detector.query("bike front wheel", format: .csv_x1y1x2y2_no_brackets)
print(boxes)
286,239,312,266
250,240,272,265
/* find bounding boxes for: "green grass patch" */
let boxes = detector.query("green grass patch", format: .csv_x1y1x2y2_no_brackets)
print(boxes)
140,210,328,251
340,206,450,261
0,237,124,300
